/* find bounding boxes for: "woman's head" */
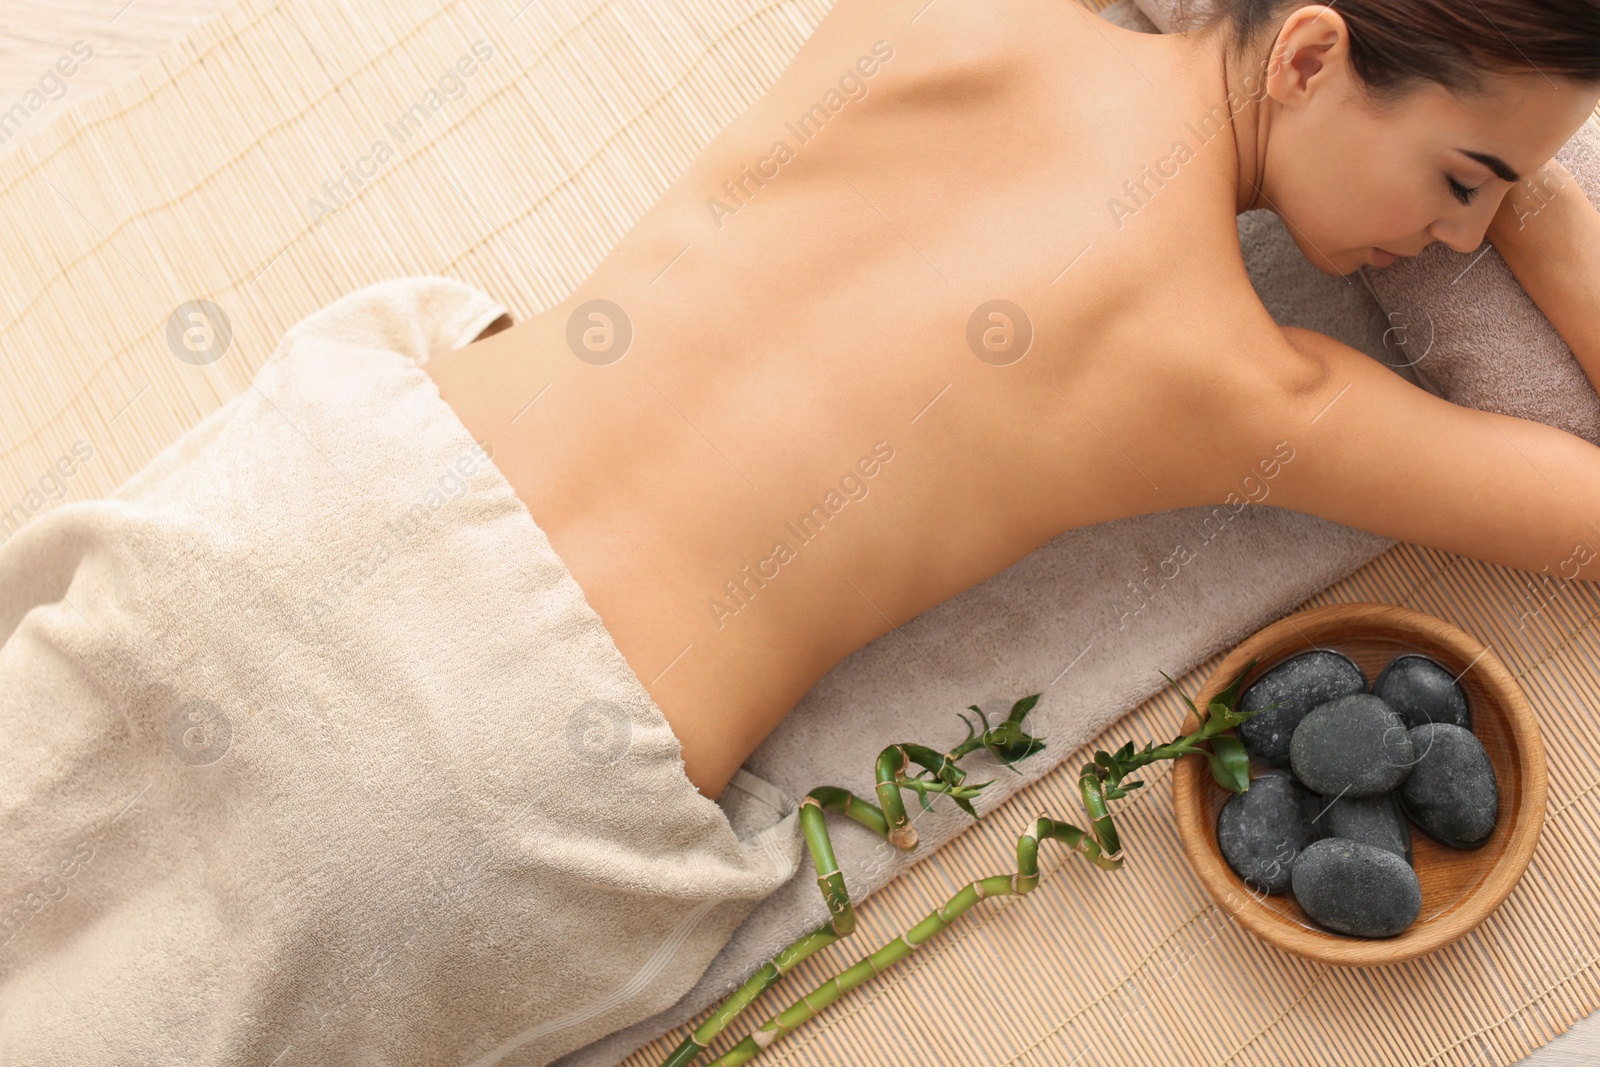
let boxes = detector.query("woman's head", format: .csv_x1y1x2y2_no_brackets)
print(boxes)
1198,0,1600,275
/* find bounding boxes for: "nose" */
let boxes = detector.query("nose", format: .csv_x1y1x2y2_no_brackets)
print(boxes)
1428,197,1502,254
1427,225,1488,254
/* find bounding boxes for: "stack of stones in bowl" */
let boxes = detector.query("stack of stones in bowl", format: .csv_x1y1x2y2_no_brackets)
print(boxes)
1216,650,1500,939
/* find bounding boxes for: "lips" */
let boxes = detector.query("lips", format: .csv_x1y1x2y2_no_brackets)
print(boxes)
1371,247,1401,268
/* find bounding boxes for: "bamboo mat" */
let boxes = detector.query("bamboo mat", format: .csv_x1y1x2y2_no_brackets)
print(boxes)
0,0,235,112
1,0,1599,1064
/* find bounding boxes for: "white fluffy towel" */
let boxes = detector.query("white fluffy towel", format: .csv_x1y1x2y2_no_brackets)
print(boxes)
0,275,803,1066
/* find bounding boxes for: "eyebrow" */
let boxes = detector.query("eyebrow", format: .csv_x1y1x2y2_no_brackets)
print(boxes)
1456,148,1521,183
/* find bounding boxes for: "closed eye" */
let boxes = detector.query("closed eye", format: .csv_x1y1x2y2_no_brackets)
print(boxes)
1447,175,1481,206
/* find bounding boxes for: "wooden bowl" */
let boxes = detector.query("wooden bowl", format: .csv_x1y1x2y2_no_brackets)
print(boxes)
1172,602,1546,966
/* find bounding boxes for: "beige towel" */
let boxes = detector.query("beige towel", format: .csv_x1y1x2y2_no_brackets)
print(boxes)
0,274,801,1066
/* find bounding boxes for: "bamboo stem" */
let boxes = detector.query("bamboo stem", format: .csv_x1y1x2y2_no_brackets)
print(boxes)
659,661,1266,1067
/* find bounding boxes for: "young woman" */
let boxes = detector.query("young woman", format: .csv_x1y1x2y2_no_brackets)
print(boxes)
425,0,1600,805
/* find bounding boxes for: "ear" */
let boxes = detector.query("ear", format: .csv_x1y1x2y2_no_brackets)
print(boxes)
1265,5,1351,105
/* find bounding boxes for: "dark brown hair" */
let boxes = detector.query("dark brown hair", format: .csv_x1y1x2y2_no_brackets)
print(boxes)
1196,0,1600,103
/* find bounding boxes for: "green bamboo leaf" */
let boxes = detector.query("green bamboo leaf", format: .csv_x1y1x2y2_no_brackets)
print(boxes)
1212,657,1259,713
1009,694,1041,722
1001,737,1047,764
955,711,980,747
1210,735,1251,793
1158,669,1202,718
1226,698,1280,730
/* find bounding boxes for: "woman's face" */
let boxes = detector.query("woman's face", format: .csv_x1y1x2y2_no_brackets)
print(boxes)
1257,9,1600,276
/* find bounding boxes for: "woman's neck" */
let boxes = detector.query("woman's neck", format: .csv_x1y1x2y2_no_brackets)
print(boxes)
1176,22,1276,216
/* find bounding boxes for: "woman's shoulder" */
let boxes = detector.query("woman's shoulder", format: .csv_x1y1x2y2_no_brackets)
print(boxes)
1086,249,1317,408
813,0,1119,97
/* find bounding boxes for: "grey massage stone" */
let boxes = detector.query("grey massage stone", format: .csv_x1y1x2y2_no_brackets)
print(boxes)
1237,650,1367,766
1217,770,1318,895
1373,654,1471,730
1291,838,1423,938
1298,783,1331,841
1312,791,1413,864
1399,722,1499,848
1289,694,1414,797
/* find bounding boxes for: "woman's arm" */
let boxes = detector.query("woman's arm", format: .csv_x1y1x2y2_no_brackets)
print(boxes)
1486,157,1600,394
1257,326,1600,583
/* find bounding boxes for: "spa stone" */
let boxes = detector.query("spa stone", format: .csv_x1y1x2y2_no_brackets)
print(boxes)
1311,790,1413,864
1373,653,1471,730
1288,694,1413,797
1216,770,1318,895
1237,650,1368,766
1290,838,1423,938
1299,784,1331,842
1399,723,1499,848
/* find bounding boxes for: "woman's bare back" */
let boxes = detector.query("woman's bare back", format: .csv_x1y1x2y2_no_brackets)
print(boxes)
423,0,1351,799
